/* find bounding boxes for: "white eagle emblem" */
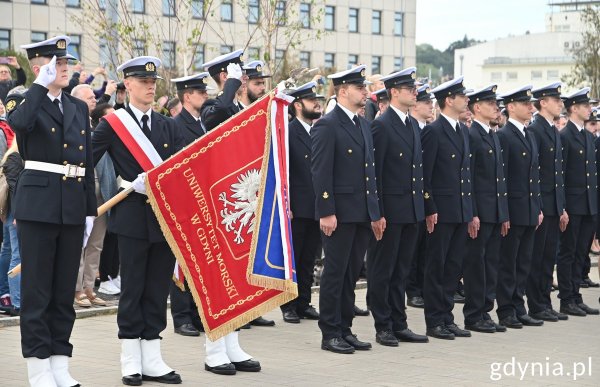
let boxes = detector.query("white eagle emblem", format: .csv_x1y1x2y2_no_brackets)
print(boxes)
219,169,261,244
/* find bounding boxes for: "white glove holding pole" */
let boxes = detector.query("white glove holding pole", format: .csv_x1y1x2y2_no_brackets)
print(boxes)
34,55,57,88
226,63,243,80
131,172,147,195
82,216,95,248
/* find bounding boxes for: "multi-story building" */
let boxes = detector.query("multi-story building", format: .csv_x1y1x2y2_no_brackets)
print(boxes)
0,0,416,82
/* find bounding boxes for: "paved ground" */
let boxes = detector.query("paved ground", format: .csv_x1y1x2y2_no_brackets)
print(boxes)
1,271,599,386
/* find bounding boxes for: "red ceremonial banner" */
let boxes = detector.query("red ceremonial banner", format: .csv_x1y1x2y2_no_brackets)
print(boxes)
145,95,295,340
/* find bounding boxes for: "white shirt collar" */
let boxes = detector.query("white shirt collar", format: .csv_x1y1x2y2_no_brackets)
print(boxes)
474,119,490,133
544,116,555,128
571,120,584,131
440,113,458,131
129,103,153,130
508,118,526,136
337,102,358,122
390,104,409,124
48,92,63,113
298,118,312,134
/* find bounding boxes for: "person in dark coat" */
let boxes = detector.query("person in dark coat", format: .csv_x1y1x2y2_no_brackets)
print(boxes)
0,56,26,102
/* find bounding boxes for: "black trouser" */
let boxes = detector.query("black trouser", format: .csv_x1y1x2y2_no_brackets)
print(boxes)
117,235,175,339
281,217,320,313
170,281,202,330
527,215,559,314
368,222,419,332
18,220,84,358
463,222,502,325
496,225,536,319
318,222,371,340
423,222,467,328
99,230,120,281
406,222,426,298
582,228,595,279
557,214,596,305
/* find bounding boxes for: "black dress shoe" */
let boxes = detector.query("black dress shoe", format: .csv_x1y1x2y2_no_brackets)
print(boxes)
250,316,275,326
548,309,568,321
122,373,142,386
353,305,370,316
344,334,372,350
583,278,600,288
445,323,471,337
321,337,354,354
426,325,455,340
577,303,600,315
375,330,399,347
204,363,236,375
580,281,589,288
529,310,558,322
394,328,429,343
297,305,319,320
499,316,523,329
488,320,507,332
232,359,261,372
174,323,200,336
142,371,182,384
283,310,300,323
517,314,544,326
453,292,466,304
407,296,425,308
465,320,496,333
240,323,251,329
560,303,587,317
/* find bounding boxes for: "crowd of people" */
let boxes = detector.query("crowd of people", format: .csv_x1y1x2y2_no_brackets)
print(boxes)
0,33,599,386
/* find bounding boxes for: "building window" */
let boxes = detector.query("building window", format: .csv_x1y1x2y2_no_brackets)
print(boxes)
162,41,175,69
133,39,146,56
275,49,285,62
372,10,381,35
300,3,311,28
348,54,358,67
132,0,145,13
221,45,233,55
163,0,176,16
394,57,403,70
248,0,259,24
31,0,47,4
193,44,205,71
65,0,80,7
0,29,10,51
531,70,542,80
221,0,233,22
506,71,518,81
372,56,381,74
68,35,81,59
191,0,204,19
324,6,335,31
299,51,310,68
99,38,110,67
490,72,502,82
247,47,260,61
324,53,335,70
275,1,286,26
394,12,404,36
348,8,359,33
547,70,559,80
31,31,47,43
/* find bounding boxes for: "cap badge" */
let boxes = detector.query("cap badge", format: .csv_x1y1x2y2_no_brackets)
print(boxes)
202,77,208,84
411,72,416,79
425,87,431,93
585,91,589,98
526,90,532,96
557,86,561,93
256,64,262,72
239,54,244,62
360,69,366,77
145,62,156,72
56,39,66,49
312,86,316,92
5,100,16,112
492,86,497,93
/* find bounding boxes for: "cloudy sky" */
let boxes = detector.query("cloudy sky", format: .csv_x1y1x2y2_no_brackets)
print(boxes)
416,0,553,50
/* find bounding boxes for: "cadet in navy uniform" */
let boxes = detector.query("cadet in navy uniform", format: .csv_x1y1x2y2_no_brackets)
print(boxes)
557,88,600,316
312,65,383,354
421,77,473,340
92,56,184,386
239,60,270,108
199,50,263,376
166,72,213,337
525,83,569,322
462,85,509,334
495,85,544,329
8,36,96,387
407,84,434,309
280,81,323,324
369,68,428,347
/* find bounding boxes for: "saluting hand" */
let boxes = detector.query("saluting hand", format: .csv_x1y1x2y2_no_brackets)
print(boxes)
34,55,57,88
320,214,337,237
226,63,243,80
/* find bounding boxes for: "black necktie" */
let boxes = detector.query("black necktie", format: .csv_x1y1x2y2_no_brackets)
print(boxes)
141,114,151,138
53,98,62,115
353,115,361,130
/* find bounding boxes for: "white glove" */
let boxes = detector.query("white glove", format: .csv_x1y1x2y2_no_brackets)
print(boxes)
226,63,243,80
82,216,95,248
131,172,147,195
34,55,57,88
